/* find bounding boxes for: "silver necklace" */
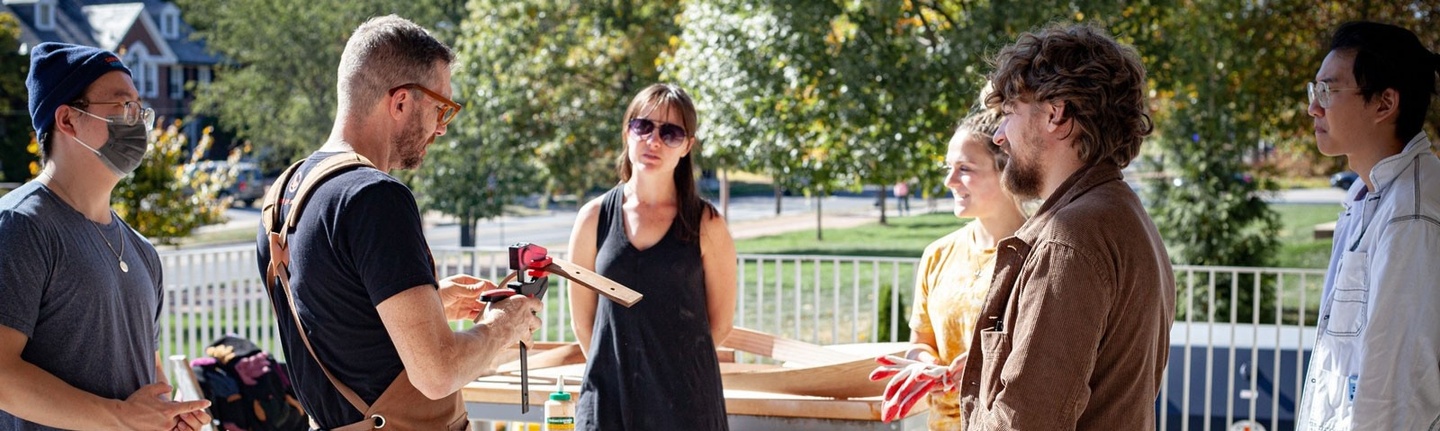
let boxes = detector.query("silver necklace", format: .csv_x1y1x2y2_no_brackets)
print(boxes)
89,212,128,273
39,172,128,273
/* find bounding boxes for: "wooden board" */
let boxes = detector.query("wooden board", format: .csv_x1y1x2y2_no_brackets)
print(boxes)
503,258,643,307
719,327,857,366
718,353,899,399
496,342,585,373
544,258,643,307
489,328,911,399
463,376,930,421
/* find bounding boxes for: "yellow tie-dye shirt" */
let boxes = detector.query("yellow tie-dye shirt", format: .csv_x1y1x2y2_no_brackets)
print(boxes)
909,222,996,431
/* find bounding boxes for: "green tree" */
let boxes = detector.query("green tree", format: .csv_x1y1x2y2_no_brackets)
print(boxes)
176,0,465,172
663,0,842,224
428,1,681,246
114,122,239,245
0,14,33,182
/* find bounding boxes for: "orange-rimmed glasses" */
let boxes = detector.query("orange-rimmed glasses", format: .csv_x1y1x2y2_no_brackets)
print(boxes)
391,83,462,127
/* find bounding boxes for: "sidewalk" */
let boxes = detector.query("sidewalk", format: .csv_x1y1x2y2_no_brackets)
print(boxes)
726,209,902,240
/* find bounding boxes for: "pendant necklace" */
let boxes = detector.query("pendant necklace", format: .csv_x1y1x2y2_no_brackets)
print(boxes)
89,212,128,273
40,172,128,272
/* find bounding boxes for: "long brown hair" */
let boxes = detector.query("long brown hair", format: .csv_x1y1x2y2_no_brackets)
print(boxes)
617,83,716,243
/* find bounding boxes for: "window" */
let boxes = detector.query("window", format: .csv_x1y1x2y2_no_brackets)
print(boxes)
126,44,159,98
144,62,158,98
198,67,211,88
130,58,147,96
170,65,185,99
35,1,56,31
160,10,179,39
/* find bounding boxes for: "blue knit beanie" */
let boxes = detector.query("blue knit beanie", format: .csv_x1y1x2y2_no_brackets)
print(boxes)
26,42,132,137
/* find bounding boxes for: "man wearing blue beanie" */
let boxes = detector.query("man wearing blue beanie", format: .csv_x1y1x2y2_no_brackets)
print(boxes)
0,42,210,430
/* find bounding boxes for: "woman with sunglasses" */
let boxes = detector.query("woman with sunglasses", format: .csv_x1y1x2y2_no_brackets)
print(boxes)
567,83,735,430
869,108,1026,428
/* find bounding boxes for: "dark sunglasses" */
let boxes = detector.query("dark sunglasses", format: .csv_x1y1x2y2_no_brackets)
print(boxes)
627,118,688,148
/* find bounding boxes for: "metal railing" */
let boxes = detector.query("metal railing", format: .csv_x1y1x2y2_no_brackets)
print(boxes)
159,245,1324,430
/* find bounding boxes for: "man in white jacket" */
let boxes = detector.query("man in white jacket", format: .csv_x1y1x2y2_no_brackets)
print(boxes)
1298,21,1440,430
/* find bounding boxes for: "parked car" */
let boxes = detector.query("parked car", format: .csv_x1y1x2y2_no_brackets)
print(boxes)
1330,171,1358,190
183,161,272,207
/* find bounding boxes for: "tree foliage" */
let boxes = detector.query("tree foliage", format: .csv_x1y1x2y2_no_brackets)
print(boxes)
423,1,681,246
177,0,465,172
177,0,1438,266
0,14,33,182
662,0,842,220
451,0,681,199
114,122,239,245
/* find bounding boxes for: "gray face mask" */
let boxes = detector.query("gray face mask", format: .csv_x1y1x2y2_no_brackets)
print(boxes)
72,114,150,177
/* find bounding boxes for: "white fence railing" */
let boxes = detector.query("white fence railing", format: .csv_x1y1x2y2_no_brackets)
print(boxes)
160,245,1325,430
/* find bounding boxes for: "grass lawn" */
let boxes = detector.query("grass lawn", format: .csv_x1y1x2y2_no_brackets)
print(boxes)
734,204,1338,268
1271,203,1339,269
736,212,966,258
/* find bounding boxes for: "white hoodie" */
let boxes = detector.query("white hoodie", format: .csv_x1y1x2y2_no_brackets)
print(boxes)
1298,132,1440,430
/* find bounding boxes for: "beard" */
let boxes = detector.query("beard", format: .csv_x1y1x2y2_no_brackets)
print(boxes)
394,115,430,170
1002,141,1045,200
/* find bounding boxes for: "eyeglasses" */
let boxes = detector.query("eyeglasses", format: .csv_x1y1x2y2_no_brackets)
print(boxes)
627,118,688,148
71,100,155,129
392,83,462,128
1307,81,1362,109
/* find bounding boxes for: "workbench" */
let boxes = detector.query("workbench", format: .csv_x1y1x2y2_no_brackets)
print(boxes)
463,374,929,430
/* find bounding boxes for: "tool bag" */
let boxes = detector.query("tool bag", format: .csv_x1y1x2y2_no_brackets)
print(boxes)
260,153,467,431
191,335,307,431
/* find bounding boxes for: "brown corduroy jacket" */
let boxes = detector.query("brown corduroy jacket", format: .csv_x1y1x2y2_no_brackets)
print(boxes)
958,161,1176,430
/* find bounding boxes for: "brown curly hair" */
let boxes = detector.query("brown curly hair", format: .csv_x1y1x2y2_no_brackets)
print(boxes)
984,23,1153,168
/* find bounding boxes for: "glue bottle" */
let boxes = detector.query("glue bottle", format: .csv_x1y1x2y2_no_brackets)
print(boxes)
544,376,575,431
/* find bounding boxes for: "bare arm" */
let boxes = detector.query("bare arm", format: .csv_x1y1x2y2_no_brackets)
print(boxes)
567,199,603,358
0,326,208,430
377,285,541,400
699,209,737,346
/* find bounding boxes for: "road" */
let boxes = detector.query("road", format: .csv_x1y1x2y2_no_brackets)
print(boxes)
206,187,1347,251
422,195,883,248
208,194,890,250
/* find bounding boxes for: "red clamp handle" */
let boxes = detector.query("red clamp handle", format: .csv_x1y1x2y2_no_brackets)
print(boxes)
479,288,518,302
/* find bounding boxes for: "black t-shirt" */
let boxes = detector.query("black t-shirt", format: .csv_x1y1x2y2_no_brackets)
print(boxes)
254,152,437,429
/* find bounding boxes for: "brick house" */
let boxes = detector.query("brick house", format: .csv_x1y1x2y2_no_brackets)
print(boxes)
3,0,221,143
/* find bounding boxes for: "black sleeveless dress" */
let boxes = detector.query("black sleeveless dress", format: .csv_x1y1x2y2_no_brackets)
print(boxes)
575,186,729,430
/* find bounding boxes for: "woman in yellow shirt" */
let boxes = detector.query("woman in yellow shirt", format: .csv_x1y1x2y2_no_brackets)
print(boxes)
876,108,1027,429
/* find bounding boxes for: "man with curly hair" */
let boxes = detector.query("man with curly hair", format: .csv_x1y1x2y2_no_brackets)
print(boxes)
956,23,1175,429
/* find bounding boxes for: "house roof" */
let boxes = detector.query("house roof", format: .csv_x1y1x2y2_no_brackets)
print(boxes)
3,0,219,65
81,2,140,51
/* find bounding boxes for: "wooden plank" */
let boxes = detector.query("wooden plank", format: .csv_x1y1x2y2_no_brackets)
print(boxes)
496,342,584,373
489,342,574,371
719,354,896,399
496,257,642,307
544,259,644,307
719,327,857,366
462,378,930,421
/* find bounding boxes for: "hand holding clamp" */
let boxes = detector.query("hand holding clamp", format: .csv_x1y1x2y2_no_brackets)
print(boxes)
478,243,553,413
477,243,644,413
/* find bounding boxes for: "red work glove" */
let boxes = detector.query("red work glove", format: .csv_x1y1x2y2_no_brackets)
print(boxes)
869,355,947,422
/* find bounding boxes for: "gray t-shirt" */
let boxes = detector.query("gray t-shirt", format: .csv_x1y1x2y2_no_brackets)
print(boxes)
0,181,163,430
